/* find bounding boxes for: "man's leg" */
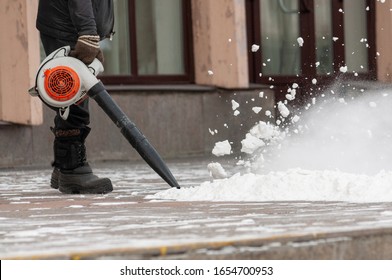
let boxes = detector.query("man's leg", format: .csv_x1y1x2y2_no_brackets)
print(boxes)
40,33,113,194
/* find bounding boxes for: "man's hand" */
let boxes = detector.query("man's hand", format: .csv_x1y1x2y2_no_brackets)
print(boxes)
69,35,104,64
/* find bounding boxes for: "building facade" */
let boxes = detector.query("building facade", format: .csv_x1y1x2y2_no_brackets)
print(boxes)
0,0,391,168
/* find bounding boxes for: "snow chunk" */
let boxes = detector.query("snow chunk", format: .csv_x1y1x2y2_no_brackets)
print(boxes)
297,37,304,47
231,100,240,110
339,66,348,73
249,121,282,141
208,128,218,135
251,44,260,52
207,162,228,179
278,101,290,118
291,115,300,123
252,107,262,114
212,140,232,156
241,133,265,154
286,89,296,101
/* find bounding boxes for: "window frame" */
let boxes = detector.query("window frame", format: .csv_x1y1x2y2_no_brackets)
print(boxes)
100,0,194,85
246,0,377,94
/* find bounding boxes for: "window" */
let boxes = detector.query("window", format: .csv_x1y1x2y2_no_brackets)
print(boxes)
246,0,376,100
258,0,301,76
100,0,193,85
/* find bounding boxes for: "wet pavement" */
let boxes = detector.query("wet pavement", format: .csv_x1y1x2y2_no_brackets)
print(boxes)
1,157,392,260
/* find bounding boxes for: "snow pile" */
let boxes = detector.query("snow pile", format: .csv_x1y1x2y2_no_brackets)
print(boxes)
150,169,392,202
150,85,392,202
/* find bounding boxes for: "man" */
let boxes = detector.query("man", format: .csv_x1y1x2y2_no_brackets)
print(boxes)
36,0,115,194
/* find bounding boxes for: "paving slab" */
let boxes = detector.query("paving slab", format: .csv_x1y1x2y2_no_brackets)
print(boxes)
1,158,392,259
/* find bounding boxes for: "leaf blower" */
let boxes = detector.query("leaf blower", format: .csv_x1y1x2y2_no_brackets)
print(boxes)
29,46,180,189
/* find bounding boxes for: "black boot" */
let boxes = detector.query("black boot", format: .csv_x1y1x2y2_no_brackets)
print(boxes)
50,127,113,194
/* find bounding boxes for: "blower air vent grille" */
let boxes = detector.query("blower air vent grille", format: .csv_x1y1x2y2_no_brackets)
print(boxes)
44,66,80,101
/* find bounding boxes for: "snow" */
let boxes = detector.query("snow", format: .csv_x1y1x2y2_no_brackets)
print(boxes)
150,169,392,202
340,66,348,73
286,89,296,101
248,121,281,140
291,115,300,123
151,88,392,203
212,140,232,156
297,37,304,47
252,106,262,114
241,133,265,154
207,162,228,179
251,44,260,52
208,128,218,135
231,100,240,110
277,101,290,118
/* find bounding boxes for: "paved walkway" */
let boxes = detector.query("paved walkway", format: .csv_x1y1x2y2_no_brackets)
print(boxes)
1,158,392,259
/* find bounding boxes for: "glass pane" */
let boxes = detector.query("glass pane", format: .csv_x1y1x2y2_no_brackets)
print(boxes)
101,0,131,75
135,0,185,75
343,0,368,72
260,0,301,76
314,0,333,75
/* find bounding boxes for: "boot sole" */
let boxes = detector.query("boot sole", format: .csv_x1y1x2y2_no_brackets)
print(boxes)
59,178,113,194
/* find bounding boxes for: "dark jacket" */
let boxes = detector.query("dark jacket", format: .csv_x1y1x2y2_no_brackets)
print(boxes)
36,0,114,41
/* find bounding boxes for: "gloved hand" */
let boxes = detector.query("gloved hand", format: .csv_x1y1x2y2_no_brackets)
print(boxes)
69,35,104,64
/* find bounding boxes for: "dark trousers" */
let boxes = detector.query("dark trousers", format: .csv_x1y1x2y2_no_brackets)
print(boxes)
40,33,90,130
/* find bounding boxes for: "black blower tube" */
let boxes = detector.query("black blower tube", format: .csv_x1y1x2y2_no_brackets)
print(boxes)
88,81,180,189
